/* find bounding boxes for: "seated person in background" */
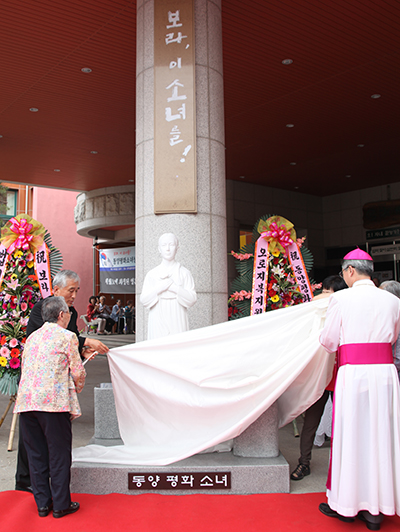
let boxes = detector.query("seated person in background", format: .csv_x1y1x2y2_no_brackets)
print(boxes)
14,296,86,518
98,295,114,333
290,274,347,481
380,280,400,381
124,300,135,334
86,296,106,334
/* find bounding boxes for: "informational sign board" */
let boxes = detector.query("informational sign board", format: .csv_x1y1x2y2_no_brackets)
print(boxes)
371,244,400,257
99,247,135,294
154,0,197,213
366,226,400,241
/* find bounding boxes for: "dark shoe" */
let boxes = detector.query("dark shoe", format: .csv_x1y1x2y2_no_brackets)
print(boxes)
38,502,53,517
290,463,310,480
53,501,80,518
319,503,355,523
358,513,381,530
15,484,33,493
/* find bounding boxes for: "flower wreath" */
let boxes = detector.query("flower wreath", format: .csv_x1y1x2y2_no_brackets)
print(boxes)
228,214,321,320
0,214,63,395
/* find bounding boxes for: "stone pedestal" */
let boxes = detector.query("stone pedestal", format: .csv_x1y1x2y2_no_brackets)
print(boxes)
233,403,279,458
93,384,121,443
71,385,289,495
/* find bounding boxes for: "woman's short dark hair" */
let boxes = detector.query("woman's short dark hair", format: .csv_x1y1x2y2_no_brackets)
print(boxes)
41,296,69,323
322,275,347,293
89,296,97,304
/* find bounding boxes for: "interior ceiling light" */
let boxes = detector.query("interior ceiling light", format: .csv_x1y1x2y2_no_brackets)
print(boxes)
29,107,39,112
128,179,134,182
286,124,294,128
357,144,365,148
294,186,299,189
90,151,98,154
239,175,245,179
54,169,61,172
81,67,92,73
371,94,381,99
290,162,297,165
346,174,351,178
0,135,3,138
282,59,293,65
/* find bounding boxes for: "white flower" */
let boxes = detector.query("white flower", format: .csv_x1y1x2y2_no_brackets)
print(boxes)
271,265,284,278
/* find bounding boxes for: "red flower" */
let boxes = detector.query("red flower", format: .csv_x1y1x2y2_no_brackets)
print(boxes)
0,336,7,346
10,348,20,358
9,358,20,369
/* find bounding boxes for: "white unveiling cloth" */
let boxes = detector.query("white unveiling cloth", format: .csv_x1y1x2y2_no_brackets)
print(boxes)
320,280,400,517
73,298,334,466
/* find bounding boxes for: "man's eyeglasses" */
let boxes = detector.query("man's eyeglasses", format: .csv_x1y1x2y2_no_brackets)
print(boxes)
339,266,350,278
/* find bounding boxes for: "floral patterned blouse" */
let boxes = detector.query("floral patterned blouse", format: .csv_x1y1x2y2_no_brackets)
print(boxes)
14,322,86,417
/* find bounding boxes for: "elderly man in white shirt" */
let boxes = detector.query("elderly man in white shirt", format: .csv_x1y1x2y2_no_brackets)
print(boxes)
319,248,400,531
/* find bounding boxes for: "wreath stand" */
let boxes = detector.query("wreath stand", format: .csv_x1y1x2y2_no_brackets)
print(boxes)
0,394,18,451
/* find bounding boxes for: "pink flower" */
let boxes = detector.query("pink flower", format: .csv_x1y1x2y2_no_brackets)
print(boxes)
9,338,18,348
296,236,306,248
230,290,252,301
231,251,254,261
9,358,20,369
0,347,10,359
26,253,34,261
6,278,20,290
20,302,28,312
311,283,322,292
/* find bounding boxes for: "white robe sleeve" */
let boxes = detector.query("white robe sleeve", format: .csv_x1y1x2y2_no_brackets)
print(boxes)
176,268,197,309
140,272,160,310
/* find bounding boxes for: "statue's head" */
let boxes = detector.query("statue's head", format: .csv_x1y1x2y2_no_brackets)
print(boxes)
158,233,179,261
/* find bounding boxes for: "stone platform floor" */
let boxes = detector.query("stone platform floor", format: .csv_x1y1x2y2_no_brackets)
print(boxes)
0,353,331,495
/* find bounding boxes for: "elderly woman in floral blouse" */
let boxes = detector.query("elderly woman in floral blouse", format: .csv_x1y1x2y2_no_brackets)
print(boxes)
14,296,86,519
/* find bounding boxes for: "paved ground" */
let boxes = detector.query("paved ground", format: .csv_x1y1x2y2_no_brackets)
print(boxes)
0,333,330,495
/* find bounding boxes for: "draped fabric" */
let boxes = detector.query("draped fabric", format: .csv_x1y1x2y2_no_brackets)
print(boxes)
72,298,334,466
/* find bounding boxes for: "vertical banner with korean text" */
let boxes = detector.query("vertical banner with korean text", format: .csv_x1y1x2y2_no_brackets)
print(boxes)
99,247,136,294
287,243,314,302
34,243,52,299
154,0,197,213
250,238,269,315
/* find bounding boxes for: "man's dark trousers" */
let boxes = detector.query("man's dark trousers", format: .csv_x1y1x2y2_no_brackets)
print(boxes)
20,411,72,511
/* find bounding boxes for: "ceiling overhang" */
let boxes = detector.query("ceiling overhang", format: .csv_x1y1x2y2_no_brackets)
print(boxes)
0,0,399,197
